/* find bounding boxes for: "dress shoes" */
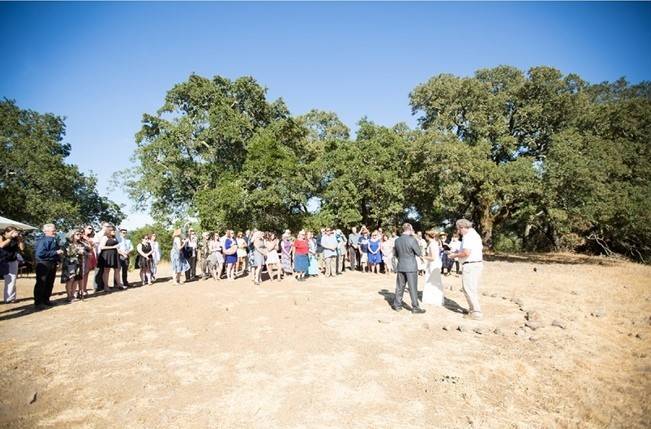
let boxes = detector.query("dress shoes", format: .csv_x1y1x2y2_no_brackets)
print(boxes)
391,305,403,312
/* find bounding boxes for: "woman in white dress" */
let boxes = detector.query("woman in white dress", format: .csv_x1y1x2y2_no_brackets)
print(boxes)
381,234,394,275
421,230,444,306
265,232,281,282
235,232,248,275
207,232,224,281
150,233,161,281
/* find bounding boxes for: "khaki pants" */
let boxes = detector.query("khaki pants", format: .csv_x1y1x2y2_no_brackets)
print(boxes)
324,256,336,277
461,263,483,313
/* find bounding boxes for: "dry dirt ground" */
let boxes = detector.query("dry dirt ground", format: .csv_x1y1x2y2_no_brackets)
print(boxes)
0,254,649,429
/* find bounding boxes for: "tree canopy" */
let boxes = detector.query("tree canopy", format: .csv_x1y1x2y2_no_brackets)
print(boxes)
123,67,650,261
0,99,124,229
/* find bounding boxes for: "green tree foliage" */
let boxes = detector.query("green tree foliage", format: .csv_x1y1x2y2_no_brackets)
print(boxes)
320,119,409,229
125,70,650,261
0,99,124,229
410,67,650,260
124,74,309,231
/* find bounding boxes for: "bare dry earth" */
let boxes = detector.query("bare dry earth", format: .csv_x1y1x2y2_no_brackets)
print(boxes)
0,254,649,429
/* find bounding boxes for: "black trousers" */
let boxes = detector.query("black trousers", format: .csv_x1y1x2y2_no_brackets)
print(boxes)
348,247,358,271
120,257,129,285
94,266,104,290
185,256,197,281
393,271,419,309
34,261,57,305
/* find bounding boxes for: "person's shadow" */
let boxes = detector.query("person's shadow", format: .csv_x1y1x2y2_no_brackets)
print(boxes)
378,288,467,314
378,288,414,311
443,297,467,314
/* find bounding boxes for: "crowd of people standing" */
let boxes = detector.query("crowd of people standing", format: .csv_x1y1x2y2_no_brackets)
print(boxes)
0,218,484,320
0,223,162,309
166,220,484,318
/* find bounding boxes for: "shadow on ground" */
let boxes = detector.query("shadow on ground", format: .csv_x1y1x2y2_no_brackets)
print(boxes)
485,252,622,266
0,276,173,322
378,288,467,314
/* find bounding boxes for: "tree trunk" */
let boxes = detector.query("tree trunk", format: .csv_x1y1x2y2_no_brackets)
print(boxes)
474,201,494,249
522,223,532,249
479,216,494,249
542,208,560,250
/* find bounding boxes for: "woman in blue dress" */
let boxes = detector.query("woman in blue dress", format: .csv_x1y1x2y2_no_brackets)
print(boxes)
307,231,319,277
367,230,383,274
171,229,190,285
223,230,238,280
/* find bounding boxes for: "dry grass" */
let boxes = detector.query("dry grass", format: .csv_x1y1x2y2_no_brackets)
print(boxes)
0,253,649,428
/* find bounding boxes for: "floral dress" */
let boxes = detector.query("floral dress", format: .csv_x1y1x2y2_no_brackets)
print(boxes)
281,239,293,273
61,242,85,283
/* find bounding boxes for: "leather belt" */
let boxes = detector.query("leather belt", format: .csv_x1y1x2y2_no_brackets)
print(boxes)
462,261,483,265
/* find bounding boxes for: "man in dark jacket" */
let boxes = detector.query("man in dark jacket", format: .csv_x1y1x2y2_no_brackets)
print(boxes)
392,223,425,314
34,223,63,309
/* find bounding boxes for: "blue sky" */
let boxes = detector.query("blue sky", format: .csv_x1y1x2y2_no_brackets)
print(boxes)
1,2,650,228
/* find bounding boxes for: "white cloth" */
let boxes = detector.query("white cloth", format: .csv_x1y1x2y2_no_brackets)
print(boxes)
459,229,483,263
266,250,280,264
4,260,18,303
187,236,198,257
118,238,133,260
208,240,224,264
422,241,443,305
236,238,247,257
462,262,483,313
151,241,161,263
93,230,104,255
416,238,427,270
320,234,338,258
381,240,394,266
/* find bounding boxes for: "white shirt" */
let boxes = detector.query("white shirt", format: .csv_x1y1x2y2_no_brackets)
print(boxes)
151,241,161,263
118,238,133,259
460,228,483,263
449,238,461,252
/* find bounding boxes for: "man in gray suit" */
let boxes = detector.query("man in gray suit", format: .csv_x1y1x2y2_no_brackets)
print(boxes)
392,223,426,314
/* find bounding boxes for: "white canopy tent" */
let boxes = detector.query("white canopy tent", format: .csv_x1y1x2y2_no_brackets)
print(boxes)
0,216,38,231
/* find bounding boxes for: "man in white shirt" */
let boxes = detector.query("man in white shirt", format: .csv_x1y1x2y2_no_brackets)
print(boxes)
449,218,484,320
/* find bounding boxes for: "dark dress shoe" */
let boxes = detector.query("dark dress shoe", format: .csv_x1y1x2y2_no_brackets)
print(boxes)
411,307,426,314
392,305,403,312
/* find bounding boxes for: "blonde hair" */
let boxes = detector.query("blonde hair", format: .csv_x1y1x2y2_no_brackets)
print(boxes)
173,228,182,237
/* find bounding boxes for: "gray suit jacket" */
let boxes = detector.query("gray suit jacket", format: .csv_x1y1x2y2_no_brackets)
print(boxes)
393,234,421,272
